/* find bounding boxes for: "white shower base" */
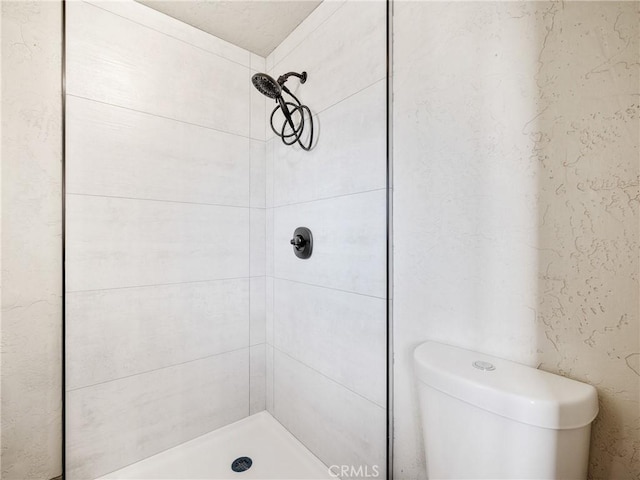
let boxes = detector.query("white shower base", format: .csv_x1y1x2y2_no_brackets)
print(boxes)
98,411,334,480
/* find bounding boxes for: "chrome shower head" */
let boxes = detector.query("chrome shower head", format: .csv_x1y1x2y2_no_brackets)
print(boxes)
251,73,281,99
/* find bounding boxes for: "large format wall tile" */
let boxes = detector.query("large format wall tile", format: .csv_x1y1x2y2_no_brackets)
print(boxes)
250,77,266,141
267,0,385,122
250,140,266,208
274,279,386,406
66,279,250,390
84,0,250,67
66,195,249,292
66,96,250,206
65,1,263,477
274,189,386,298
273,351,386,472
250,208,266,277
272,80,386,206
267,0,345,71
66,349,249,480
250,276,266,346
66,1,250,136
250,344,267,414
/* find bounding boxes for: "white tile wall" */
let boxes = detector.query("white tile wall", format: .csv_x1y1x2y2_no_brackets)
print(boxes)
274,190,386,298
266,1,385,120
66,1,250,136
66,279,250,390
66,95,251,206
250,140,266,208
264,0,387,473
266,345,275,415
65,1,267,476
273,350,386,472
265,139,275,208
250,344,267,415
250,277,266,346
266,208,275,276
83,0,250,66
66,195,249,291
267,0,346,72
274,279,386,406
266,276,275,345
250,78,267,141
66,349,249,480
250,53,266,73
272,80,386,206
250,208,267,277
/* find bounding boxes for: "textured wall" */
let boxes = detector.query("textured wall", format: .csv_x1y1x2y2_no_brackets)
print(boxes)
64,1,266,478
1,1,63,479
264,0,388,473
393,1,638,479
535,3,639,478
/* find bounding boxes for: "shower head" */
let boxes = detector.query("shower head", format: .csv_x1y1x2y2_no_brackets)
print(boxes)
252,73,281,99
252,71,308,99
251,70,314,151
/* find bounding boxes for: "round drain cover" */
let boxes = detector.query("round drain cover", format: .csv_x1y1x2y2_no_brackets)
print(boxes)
231,456,253,473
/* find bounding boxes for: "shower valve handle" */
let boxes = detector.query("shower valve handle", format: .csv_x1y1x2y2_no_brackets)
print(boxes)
290,235,306,250
290,227,313,259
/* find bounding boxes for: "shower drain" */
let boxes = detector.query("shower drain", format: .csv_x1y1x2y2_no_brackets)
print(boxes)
231,456,253,473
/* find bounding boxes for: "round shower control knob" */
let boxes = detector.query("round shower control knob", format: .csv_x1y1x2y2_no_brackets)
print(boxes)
290,227,313,259
290,235,306,249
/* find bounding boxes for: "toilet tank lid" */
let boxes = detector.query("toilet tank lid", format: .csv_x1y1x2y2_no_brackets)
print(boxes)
413,341,598,430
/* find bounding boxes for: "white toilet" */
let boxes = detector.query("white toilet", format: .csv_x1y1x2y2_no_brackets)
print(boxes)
414,341,599,479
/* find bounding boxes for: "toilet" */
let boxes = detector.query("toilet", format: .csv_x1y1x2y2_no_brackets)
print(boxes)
414,341,599,479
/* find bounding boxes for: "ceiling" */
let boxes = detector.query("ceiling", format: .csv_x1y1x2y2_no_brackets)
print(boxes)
136,1,323,57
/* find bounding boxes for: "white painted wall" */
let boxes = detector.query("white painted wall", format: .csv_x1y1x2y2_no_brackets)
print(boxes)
64,2,265,478
1,2,63,479
264,1,388,473
392,2,639,479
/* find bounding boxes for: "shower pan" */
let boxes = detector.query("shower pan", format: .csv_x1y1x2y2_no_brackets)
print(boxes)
63,0,390,479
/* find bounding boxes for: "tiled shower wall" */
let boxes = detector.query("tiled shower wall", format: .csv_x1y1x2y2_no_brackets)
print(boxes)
64,1,266,478
393,2,639,479
264,0,388,471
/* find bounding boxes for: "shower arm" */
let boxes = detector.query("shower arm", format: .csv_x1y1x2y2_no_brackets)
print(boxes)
277,71,307,86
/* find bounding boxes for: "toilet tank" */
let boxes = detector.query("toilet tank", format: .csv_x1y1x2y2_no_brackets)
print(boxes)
414,341,599,480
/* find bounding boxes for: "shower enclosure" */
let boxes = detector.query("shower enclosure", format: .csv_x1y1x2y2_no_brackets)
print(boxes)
63,0,389,478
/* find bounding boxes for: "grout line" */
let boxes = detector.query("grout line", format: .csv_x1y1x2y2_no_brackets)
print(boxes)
266,76,385,142
273,187,387,209
273,347,386,410
66,191,258,209
314,77,386,117
273,277,386,301
264,75,385,143
66,93,256,141
66,345,250,393
65,276,252,295
269,1,348,73
81,0,251,70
